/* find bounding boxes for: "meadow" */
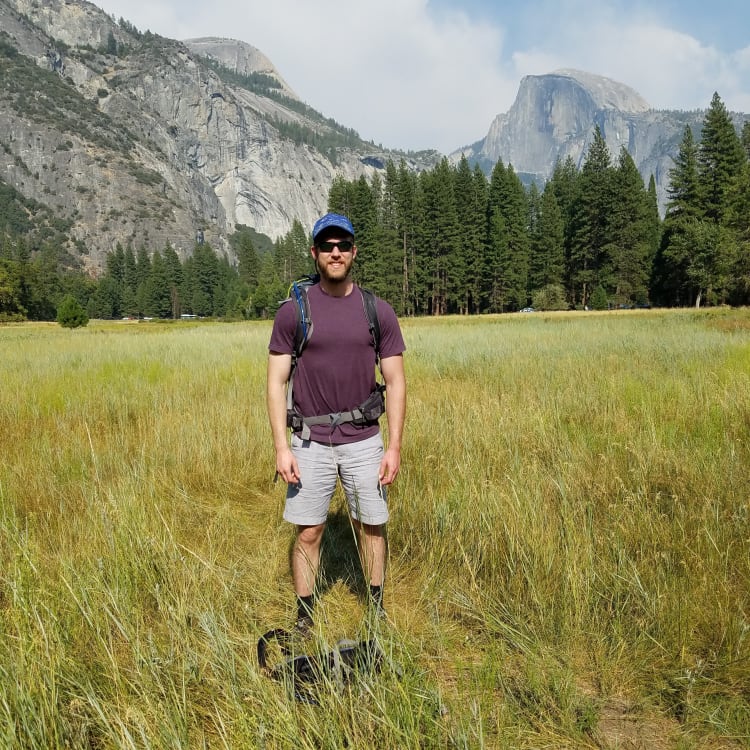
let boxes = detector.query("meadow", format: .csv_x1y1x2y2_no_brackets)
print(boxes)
0,309,748,749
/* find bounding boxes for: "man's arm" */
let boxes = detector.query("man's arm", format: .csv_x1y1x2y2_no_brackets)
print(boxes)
379,353,406,486
267,352,300,484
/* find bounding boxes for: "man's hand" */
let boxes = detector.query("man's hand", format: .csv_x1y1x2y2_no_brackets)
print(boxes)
276,446,301,485
378,446,401,486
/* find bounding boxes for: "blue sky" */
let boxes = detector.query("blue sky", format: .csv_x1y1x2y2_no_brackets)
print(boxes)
94,0,750,154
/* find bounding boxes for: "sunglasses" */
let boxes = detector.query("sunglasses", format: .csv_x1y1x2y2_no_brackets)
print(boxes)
316,240,354,253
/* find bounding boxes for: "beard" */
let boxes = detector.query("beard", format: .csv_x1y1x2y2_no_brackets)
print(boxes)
316,255,353,284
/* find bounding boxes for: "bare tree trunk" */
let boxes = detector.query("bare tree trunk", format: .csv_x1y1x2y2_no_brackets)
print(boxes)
402,232,409,314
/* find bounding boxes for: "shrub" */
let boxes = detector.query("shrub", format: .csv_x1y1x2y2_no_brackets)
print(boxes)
589,285,609,310
56,294,89,328
532,283,569,311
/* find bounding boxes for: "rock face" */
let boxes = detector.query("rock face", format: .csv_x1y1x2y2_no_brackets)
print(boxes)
2,1,746,273
0,0,437,272
182,37,298,100
452,69,705,212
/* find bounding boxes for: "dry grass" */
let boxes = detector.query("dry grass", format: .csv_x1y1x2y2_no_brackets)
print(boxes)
0,309,748,748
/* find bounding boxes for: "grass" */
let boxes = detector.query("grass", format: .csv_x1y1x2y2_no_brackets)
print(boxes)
0,309,748,748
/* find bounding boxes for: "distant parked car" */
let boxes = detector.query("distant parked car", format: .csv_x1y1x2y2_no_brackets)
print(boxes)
519,307,536,313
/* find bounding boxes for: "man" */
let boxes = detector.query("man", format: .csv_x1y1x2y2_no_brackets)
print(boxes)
267,212,406,633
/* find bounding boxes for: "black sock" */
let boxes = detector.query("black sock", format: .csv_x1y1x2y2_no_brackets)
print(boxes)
369,584,383,610
296,594,314,622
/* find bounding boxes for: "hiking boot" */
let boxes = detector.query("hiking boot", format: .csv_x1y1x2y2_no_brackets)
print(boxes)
294,614,314,639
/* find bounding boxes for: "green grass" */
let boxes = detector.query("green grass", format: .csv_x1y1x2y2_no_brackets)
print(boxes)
0,309,748,748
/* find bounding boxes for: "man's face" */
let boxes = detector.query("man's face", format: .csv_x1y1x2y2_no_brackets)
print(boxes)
311,231,357,283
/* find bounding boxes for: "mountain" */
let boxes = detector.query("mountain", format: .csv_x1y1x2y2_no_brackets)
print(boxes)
452,69,745,213
0,0,438,272
2,0,747,275
181,36,298,100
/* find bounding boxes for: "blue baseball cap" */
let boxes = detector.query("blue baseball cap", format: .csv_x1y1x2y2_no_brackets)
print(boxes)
312,213,355,242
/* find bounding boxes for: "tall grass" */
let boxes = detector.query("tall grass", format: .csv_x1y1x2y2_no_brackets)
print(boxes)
0,310,748,748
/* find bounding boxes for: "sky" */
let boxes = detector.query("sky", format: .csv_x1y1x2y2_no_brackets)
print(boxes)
92,0,750,154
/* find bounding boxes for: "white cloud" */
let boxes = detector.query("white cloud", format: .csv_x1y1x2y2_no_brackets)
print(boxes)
96,0,519,151
508,9,748,115
94,0,750,153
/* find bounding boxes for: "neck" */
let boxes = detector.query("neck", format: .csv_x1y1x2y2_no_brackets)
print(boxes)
318,275,354,297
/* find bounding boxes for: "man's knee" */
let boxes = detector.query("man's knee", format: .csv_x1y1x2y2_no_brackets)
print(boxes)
296,523,326,548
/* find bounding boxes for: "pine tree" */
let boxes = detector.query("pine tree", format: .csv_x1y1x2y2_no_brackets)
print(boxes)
697,93,745,224
725,131,750,304
653,125,701,305
187,242,220,316
503,165,531,310
327,176,356,218
122,245,138,316
142,250,171,317
231,226,260,288
487,161,530,311
607,149,654,305
106,30,118,56
548,156,580,303
28,247,62,320
529,184,565,303
251,251,285,319
161,244,183,318
569,126,615,306
135,245,153,316
486,161,508,312
657,93,744,306
106,243,125,283
452,156,486,313
372,164,406,308
89,274,120,318
394,160,421,315
275,220,312,286
418,159,460,315
643,175,661,305
741,121,750,160
0,259,27,320
470,164,490,312
57,294,88,328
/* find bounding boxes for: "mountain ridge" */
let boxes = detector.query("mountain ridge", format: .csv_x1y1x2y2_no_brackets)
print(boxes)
450,69,741,212
0,0,438,272
1,0,747,273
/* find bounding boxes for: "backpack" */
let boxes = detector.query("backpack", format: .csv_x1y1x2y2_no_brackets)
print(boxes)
283,275,385,439
257,627,386,705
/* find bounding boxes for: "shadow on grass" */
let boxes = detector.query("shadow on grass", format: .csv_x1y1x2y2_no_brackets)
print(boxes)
285,506,374,604
320,508,367,600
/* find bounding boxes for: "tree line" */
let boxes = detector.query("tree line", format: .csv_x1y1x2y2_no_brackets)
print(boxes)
1,93,748,323
326,92,749,314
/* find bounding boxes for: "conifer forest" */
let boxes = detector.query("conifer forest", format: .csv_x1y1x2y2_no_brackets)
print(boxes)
1,93,749,322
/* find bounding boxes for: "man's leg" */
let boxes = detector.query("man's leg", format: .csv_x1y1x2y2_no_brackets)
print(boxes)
353,521,386,587
291,523,326,630
337,434,389,612
292,523,326,596
284,437,337,630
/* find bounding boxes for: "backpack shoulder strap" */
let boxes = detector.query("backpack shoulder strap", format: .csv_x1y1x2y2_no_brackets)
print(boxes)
288,274,319,359
359,287,381,361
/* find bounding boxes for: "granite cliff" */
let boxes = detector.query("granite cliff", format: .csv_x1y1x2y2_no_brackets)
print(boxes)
0,0,437,272
1,0,746,274
452,69,708,212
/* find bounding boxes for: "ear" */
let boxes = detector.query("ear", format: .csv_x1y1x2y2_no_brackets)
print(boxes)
352,244,358,260
310,245,318,261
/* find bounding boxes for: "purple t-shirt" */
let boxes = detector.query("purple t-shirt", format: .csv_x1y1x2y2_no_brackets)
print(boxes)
269,283,405,444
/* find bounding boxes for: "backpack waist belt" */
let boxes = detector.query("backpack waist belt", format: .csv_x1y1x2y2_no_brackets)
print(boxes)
287,384,385,440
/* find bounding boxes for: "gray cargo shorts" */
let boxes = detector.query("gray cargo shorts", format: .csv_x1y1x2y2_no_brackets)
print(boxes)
283,433,388,526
